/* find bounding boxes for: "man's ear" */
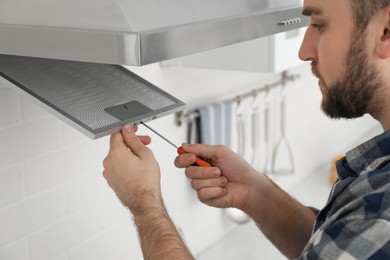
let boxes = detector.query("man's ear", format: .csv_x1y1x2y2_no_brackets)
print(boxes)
377,6,390,59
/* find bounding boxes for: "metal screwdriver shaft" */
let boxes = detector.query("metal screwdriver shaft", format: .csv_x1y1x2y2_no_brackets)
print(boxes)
140,122,212,167
141,122,179,149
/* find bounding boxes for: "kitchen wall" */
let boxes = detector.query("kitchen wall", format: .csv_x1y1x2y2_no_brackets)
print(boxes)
0,62,381,260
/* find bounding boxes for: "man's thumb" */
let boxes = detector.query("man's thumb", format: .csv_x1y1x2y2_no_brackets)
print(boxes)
121,124,148,157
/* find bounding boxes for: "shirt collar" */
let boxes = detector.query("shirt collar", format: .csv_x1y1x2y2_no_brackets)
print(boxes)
344,130,390,175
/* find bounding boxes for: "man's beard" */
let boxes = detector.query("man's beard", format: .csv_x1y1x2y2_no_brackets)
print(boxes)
312,34,382,119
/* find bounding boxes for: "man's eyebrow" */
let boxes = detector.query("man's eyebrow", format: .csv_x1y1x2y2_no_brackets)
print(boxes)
302,7,322,16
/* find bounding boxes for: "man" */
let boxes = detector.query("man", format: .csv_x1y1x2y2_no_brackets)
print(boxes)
103,0,390,258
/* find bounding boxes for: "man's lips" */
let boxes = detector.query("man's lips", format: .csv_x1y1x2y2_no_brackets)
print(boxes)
311,62,326,89
311,62,320,79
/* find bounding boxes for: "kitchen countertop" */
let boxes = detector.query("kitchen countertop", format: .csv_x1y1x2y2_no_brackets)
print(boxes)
196,166,332,260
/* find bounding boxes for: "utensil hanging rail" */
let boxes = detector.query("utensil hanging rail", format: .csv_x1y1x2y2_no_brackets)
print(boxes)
175,71,299,126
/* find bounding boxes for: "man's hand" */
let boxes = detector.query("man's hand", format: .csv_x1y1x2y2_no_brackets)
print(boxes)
174,143,259,211
175,143,316,258
103,124,194,260
103,124,161,211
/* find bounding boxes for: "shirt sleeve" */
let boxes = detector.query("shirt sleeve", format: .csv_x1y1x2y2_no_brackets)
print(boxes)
300,193,390,260
302,218,390,259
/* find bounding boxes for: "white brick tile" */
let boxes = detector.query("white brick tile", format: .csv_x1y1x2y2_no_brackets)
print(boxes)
24,140,108,195
0,187,65,247
175,205,237,255
51,253,68,260
0,118,62,168
97,198,129,230
109,245,143,260
66,170,112,213
0,164,24,207
0,238,28,260
61,122,89,146
68,220,137,260
29,205,100,260
20,94,50,121
0,88,22,128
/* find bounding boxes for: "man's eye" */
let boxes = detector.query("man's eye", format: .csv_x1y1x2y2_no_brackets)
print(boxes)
311,23,324,32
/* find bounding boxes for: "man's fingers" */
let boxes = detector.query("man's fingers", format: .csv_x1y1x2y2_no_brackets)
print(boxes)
121,124,152,158
109,124,138,148
180,143,220,161
185,166,221,179
110,132,127,149
138,135,152,145
174,153,197,168
191,177,228,190
109,132,151,155
197,187,228,203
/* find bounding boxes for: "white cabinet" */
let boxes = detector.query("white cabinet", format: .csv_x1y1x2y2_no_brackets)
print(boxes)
161,27,307,73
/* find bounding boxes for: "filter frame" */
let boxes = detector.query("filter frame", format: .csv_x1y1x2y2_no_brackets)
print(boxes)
0,54,185,139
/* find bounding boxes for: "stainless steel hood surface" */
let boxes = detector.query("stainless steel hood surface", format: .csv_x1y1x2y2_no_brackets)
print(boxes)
0,0,308,65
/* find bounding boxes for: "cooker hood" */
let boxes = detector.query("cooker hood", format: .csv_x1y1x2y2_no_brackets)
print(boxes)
0,0,308,66
0,0,308,140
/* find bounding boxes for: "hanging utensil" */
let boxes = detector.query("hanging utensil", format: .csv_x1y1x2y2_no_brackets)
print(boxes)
225,97,250,224
271,86,295,176
261,86,272,174
250,91,261,168
235,97,246,156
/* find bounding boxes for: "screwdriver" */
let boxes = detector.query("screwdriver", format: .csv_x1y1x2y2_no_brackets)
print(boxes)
141,122,212,167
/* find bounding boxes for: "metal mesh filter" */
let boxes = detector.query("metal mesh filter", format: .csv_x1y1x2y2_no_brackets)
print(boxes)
0,54,185,139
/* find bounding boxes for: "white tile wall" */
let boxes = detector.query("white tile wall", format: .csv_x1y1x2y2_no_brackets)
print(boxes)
29,205,100,260
65,170,112,213
0,187,65,247
68,220,136,260
0,88,21,128
0,118,62,167
0,238,29,260
0,63,382,260
51,254,68,260
0,164,24,208
97,198,129,230
20,94,50,121
23,139,108,196
61,122,89,146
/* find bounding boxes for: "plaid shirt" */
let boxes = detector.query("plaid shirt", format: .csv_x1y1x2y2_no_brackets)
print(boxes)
300,131,390,259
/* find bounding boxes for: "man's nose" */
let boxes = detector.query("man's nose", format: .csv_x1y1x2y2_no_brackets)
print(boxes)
298,28,317,62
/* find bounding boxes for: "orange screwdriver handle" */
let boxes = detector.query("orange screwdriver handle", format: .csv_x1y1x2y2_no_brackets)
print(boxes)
177,147,212,167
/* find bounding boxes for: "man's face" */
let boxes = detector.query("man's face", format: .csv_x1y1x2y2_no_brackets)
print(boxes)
299,0,382,119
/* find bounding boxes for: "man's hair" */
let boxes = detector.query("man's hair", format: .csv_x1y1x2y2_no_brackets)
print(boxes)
352,0,390,32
